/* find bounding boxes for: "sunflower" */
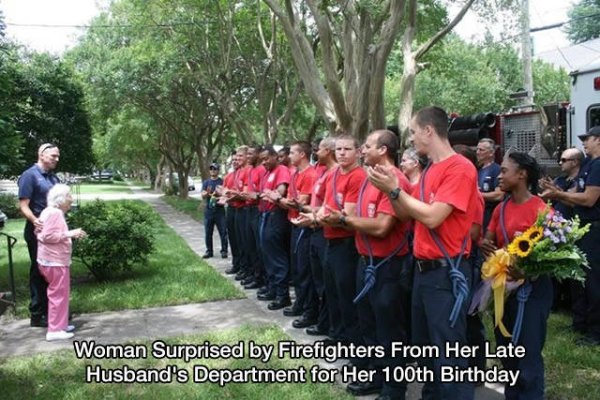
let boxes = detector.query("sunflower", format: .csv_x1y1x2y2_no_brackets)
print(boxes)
508,236,534,257
523,226,544,243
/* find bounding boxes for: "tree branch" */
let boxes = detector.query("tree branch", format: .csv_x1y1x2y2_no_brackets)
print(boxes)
415,0,477,60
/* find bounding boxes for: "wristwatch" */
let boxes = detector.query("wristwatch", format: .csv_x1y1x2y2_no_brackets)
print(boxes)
389,187,401,200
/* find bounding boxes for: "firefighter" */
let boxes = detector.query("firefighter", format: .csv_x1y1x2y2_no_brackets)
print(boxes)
541,126,600,346
368,106,477,400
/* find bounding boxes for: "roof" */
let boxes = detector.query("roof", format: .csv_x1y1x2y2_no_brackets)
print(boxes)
535,37,600,73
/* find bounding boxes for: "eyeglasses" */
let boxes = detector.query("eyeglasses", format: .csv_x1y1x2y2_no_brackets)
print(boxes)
559,158,575,163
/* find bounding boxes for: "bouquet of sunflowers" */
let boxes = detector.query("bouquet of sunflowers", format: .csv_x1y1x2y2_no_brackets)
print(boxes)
470,205,590,337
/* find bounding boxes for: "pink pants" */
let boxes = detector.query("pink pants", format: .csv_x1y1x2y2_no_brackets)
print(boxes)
38,265,70,333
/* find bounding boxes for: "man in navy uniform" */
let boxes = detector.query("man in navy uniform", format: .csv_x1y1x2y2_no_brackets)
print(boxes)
18,143,61,327
476,138,503,230
542,126,600,345
201,162,228,259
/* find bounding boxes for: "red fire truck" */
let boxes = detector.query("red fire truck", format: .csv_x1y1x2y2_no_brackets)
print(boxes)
448,58,600,176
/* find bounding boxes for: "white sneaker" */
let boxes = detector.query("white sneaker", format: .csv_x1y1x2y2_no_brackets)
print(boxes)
46,330,74,341
66,325,75,332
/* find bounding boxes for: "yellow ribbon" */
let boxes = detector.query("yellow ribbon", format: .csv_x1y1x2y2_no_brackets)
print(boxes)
481,249,522,338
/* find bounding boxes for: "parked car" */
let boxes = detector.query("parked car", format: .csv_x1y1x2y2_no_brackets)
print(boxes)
165,175,196,191
91,169,114,181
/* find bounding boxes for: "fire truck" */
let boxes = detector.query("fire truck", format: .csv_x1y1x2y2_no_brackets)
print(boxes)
448,58,600,176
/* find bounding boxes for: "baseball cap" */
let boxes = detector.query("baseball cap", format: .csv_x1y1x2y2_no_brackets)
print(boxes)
578,126,600,141
209,162,220,170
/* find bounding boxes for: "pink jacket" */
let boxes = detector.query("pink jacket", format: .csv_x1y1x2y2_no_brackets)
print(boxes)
36,207,73,266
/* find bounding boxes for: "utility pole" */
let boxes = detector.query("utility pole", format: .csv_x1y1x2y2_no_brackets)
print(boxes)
521,0,534,106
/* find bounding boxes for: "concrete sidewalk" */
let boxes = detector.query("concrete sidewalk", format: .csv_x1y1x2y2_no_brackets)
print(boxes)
0,187,503,399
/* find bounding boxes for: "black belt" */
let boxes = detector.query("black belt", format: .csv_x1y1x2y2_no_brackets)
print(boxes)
415,258,449,272
360,255,403,264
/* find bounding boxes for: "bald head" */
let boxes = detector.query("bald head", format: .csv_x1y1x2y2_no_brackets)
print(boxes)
560,148,584,174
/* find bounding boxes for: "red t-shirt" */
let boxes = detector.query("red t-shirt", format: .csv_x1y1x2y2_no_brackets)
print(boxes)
223,172,234,189
228,167,248,208
469,190,485,241
288,165,317,220
246,165,266,206
310,165,331,208
411,154,478,259
487,196,546,248
259,164,291,212
323,165,367,239
355,168,411,257
471,190,485,226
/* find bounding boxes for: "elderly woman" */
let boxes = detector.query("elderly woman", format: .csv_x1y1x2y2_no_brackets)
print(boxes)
36,184,86,341
399,148,427,188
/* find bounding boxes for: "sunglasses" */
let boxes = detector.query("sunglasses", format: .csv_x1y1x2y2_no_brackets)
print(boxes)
41,144,57,153
559,158,575,163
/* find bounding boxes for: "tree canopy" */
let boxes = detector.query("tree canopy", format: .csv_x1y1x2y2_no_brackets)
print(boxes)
565,0,600,44
1,45,94,177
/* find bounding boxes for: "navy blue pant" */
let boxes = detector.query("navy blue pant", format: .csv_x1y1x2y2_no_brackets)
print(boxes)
261,210,291,299
24,221,48,320
245,206,262,283
356,255,411,398
412,259,474,400
204,207,227,255
309,229,329,332
495,277,552,400
290,226,317,317
226,207,241,270
573,223,600,339
324,237,360,344
467,246,487,370
234,207,249,273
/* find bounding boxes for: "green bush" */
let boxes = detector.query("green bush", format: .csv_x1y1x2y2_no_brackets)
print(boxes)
0,193,20,218
68,200,156,281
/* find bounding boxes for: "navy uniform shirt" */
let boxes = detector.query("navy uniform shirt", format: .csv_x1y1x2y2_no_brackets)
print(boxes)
202,178,224,210
574,157,600,221
17,164,60,217
478,162,501,229
553,175,577,219
478,163,501,192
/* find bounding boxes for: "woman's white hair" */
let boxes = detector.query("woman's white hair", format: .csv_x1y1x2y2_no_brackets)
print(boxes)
47,184,71,208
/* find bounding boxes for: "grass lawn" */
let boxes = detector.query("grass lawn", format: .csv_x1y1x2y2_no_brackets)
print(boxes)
0,201,242,318
162,195,204,222
77,181,132,195
0,324,352,400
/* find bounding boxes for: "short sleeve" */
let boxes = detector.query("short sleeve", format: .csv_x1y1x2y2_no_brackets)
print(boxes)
345,169,367,204
18,171,35,200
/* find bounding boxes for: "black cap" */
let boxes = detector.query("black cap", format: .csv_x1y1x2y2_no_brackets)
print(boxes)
578,126,600,141
209,162,220,169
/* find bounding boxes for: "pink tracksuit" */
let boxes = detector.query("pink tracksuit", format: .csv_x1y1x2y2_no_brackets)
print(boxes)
36,207,73,333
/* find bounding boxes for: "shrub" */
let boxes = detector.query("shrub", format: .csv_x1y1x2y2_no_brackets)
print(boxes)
0,193,21,218
68,200,156,281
